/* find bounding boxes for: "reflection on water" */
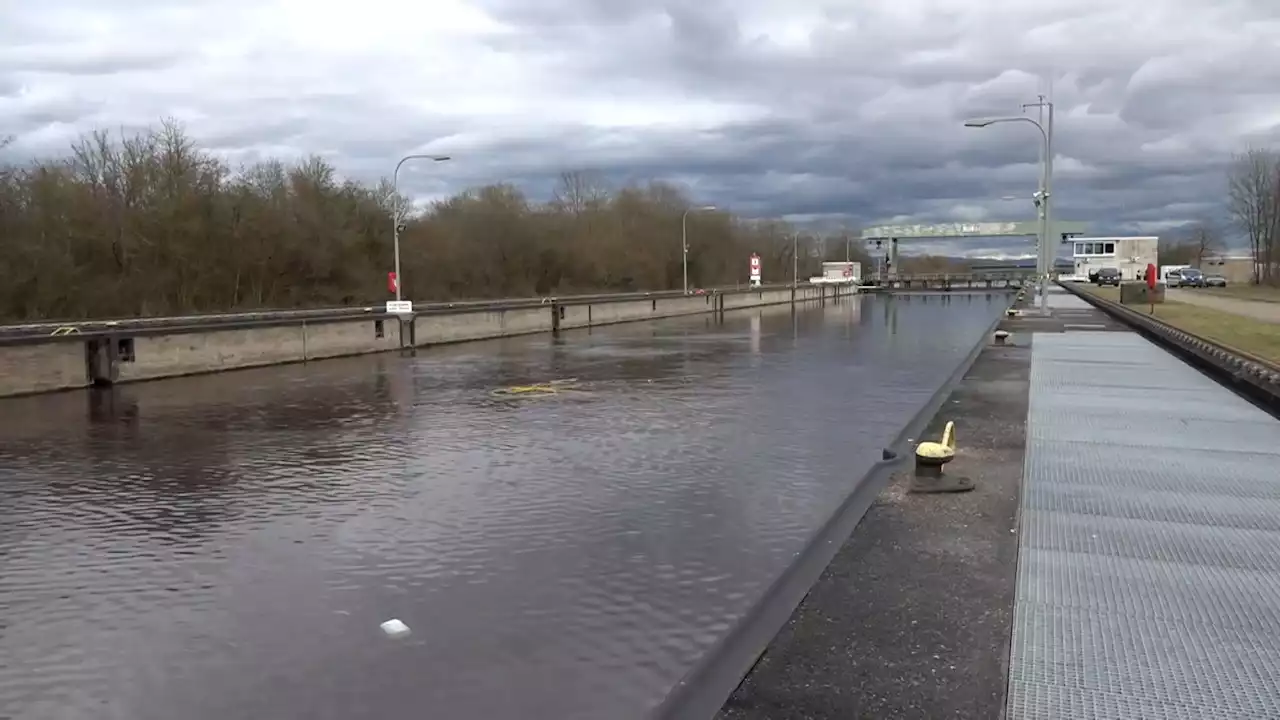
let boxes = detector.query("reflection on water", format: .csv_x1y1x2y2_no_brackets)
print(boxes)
0,293,1007,720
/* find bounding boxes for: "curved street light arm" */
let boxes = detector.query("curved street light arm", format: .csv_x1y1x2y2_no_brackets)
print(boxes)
390,154,452,302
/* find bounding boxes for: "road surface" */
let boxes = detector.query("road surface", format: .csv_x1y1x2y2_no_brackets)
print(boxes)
1169,288,1280,323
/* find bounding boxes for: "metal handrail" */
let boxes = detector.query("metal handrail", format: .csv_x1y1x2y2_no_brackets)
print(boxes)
0,283,803,341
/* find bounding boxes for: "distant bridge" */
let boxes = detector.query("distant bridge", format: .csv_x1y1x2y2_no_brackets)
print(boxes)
860,222,1090,278
969,260,1075,273
860,221,1089,240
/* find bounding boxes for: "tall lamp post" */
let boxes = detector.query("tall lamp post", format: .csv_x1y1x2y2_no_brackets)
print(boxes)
793,232,799,287
681,205,717,294
390,153,451,302
965,101,1054,315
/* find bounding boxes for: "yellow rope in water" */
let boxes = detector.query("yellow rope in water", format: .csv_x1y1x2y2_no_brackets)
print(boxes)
490,378,581,398
507,385,556,394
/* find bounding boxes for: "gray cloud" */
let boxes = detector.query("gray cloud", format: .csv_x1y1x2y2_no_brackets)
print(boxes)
3,0,1279,258
5,49,182,76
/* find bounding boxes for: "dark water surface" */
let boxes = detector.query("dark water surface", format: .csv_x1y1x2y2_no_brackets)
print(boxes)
0,293,1006,720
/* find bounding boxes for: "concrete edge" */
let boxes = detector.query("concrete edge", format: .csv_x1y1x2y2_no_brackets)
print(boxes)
649,306,1010,720
554,285,799,307
0,289,800,347
0,285,810,344
996,333,1034,720
0,293,842,400
1059,282,1280,415
0,313,399,347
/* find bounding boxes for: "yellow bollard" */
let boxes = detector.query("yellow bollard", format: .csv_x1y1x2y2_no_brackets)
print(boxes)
910,421,974,493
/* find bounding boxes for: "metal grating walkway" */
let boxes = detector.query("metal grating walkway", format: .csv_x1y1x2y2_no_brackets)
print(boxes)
1009,331,1280,719
1045,288,1093,310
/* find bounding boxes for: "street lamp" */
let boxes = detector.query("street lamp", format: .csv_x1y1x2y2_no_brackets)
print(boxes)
681,205,717,294
965,101,1054,315
390,153,451,302
793,233,799,287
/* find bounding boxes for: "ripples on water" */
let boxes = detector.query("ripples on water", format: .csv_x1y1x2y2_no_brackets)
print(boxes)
0,293,1007,720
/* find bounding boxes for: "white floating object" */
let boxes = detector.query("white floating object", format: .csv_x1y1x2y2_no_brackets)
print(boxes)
380,619,411,638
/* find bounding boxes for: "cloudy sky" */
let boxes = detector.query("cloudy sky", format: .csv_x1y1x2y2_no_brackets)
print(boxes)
3,0,1279,257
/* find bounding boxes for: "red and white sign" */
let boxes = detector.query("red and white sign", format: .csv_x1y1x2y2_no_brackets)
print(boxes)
749,254,761,278
387,271,399,294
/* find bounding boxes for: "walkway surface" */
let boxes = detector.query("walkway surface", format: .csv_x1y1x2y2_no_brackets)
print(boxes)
1011,330,1280,719
721,334,1033,720
725,286,1280,719
1168,288,1280,323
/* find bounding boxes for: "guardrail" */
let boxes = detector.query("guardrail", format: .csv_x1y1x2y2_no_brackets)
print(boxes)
1059,282,1280,411
0,284,799,345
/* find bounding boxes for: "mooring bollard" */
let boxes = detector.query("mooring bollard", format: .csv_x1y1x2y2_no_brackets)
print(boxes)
909,421,975,494
994,329,1010,346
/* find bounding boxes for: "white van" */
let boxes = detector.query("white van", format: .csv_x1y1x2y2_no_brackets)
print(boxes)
1161,264,1192,287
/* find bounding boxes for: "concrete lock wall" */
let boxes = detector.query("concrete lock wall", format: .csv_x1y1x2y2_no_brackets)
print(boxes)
117,316,401,381
0,342,89,397
724,288,797,309
414,307,553,345
0,286,844,397
0,318,401,396
116,319,402,383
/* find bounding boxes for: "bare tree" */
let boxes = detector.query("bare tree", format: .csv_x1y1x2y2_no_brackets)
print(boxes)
1187,221,1221,266
550,170,608,216
0,135,11,181
1,121,843,321
1158,239,1195,266
1226,148,1280,284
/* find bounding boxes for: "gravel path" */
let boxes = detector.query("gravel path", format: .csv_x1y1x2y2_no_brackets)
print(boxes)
1168,289,1280,324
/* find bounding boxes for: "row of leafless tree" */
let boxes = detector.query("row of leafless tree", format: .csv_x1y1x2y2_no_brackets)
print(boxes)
1160,224,1220,267
1226,148,1280,283
1110,149,1280,280
0,121,895,322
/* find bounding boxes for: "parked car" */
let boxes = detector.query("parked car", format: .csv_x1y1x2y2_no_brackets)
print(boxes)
1095,267,1121,287
1177,268,1206,287
1205,275,1228,287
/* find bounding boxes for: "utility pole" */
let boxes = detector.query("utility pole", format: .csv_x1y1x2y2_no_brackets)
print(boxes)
965,99,1054,316
1022,97,1055,316
793,233,799,287
681,205,716,294
390,154,451,301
